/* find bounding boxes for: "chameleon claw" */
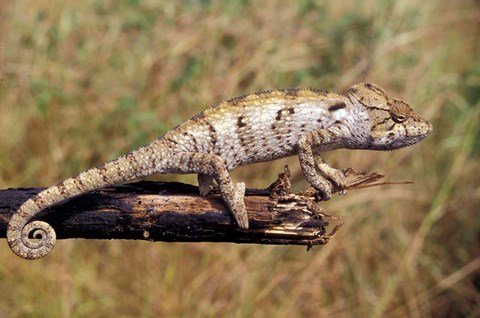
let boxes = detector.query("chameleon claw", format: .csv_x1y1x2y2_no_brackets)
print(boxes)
329,169,346,189
198,174,216,197
314,187,332,201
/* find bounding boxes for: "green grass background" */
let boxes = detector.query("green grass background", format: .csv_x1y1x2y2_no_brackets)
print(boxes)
0,1,479,317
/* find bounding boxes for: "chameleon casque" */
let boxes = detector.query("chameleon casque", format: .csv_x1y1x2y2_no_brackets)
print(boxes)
7,82,432,259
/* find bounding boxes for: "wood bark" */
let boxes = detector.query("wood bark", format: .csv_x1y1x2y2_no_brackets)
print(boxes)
0,167,389,247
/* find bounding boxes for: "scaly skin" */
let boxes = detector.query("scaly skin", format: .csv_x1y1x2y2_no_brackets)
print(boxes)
7,82,432,259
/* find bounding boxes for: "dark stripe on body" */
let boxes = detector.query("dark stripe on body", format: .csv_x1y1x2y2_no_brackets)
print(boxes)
328,102,346,112
237,116,247,128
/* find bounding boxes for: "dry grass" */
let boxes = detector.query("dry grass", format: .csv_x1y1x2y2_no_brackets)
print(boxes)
1,0,479,317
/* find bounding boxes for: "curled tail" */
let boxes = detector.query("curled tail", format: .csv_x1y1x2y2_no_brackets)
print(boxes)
7,142,165,260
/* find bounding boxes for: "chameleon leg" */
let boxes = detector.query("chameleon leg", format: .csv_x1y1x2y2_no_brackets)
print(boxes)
298,129,346,200
169,152,248,229
197,174,217,196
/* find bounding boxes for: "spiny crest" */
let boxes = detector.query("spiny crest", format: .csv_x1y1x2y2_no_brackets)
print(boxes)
210,88,329,109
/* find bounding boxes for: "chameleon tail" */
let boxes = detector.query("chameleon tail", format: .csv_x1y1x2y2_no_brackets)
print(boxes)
7,143,164,260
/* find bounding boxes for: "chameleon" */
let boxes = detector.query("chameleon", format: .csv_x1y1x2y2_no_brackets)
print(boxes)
7,82,432,259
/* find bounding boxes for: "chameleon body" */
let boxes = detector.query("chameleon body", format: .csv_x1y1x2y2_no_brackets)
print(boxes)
7,82,432,259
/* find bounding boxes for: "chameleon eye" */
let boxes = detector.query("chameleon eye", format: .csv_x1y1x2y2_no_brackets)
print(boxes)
390,100,411,124
392,113,408,123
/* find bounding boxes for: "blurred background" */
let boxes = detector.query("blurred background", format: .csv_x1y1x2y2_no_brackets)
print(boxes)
0,1,479,317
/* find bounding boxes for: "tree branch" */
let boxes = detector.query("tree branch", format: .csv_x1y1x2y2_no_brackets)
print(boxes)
0,167,390,247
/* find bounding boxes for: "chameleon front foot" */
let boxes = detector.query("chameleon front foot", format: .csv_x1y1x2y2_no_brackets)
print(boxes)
315,158,347,189
314,163,347,200
311,176,347,201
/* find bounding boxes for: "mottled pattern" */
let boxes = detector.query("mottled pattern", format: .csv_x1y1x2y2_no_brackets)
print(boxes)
7,82,432,259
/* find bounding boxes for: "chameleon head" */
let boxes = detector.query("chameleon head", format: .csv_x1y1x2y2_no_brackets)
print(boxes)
348,82,433,150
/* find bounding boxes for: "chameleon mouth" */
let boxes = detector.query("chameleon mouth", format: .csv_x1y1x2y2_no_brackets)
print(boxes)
374,127,432,151
388,130,432,150
394,121,433,149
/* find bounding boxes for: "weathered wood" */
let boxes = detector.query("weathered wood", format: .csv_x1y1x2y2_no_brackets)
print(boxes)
0,167,391,247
